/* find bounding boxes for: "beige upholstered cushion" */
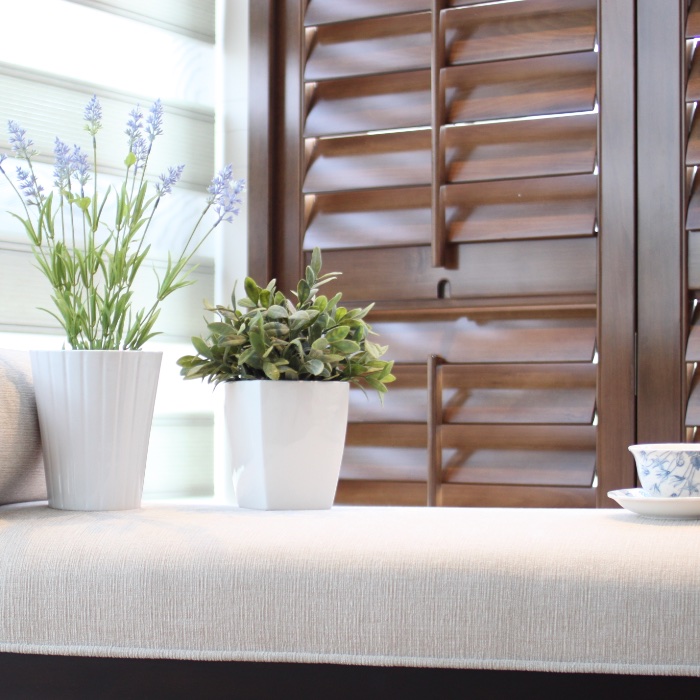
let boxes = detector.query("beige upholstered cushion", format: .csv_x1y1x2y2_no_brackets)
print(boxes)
0,504,698,676
0,350,46,504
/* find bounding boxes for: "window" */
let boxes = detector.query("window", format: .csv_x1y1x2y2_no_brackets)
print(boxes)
0,0,249,500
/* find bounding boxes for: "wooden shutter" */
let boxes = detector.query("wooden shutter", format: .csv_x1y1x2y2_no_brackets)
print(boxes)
250,0,637,507
681,0,700,440
636,0,692,446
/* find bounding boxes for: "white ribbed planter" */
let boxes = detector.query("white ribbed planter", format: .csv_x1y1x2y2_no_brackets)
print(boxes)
29,350,162,511
226,381,349,510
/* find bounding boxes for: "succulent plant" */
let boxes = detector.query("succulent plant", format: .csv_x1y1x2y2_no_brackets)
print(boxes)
177,247,395,399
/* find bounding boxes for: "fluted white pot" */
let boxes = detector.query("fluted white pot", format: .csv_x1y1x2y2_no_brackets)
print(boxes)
29,350,162,511
226,381,350,510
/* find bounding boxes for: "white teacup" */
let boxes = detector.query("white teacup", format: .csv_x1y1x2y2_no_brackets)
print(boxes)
629,444,700,498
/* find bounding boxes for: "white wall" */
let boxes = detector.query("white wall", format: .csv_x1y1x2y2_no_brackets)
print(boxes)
214,0,249,502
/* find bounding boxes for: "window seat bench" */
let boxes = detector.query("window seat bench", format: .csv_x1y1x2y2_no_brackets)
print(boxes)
0,503,698,697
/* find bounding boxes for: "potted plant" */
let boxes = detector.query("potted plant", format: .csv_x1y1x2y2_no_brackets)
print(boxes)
177,247,394,509
0,96,244,511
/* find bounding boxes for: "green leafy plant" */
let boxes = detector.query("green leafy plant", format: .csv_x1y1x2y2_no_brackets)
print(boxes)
177,247,395,399
0,96,244,350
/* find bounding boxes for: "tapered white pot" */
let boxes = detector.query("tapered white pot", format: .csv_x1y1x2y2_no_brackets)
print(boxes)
226,381,350,510
29,350,162,511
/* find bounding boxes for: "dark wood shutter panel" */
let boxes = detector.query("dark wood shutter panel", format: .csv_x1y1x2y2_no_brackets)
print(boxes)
297,0,603,506
686,0,700,437
246,0,638,507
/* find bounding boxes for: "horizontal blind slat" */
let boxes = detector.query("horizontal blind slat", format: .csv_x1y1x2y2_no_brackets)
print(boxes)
0,65,215,189
0,241,213,340
67,0,215,43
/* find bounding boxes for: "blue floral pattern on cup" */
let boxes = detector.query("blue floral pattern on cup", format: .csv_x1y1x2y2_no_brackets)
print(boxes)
628,445,700,497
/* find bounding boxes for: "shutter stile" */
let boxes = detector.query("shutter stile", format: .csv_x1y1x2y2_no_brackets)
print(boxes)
685,0,700,438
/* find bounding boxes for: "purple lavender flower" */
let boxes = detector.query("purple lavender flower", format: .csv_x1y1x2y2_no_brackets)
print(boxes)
70,145,91,188
84,95,102,136
53,138,72,189
132,136,149,171
145,99,163,143
207,165,245,224
155,164,185,196
125,105,143,147
16,165,45,206
8,120,36,159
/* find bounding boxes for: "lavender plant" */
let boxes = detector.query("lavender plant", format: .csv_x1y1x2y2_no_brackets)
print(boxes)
0,96,244,350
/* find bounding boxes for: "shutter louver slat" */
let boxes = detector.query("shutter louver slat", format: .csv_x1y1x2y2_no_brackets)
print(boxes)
444,113,597,184
348,365,426,423
371,312,596,364
445,52,597,124
304,187,431,250
686,371,700,425
441,424,596,487
440,363,596,424
686,111,700,166
305,14,431,81
687,231,700,289
444,0,596,66
687,53,700,102
341,445,428,482
686,306,700,361
305,70,431,137
304,130,431,193
305,0,431,26
445,174,597,243
687,0,700,39
685,174,700,230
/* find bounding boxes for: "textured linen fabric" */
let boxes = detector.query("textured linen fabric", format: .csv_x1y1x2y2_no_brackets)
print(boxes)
0,504,698,675
0,350,46,504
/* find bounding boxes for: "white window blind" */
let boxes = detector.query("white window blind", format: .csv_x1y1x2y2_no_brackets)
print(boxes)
0,0,221,499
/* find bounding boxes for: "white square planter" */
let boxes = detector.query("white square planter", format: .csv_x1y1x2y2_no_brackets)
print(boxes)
225,381,350,510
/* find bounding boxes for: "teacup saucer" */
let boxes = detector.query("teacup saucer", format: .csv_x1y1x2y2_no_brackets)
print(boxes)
608,488,700,519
